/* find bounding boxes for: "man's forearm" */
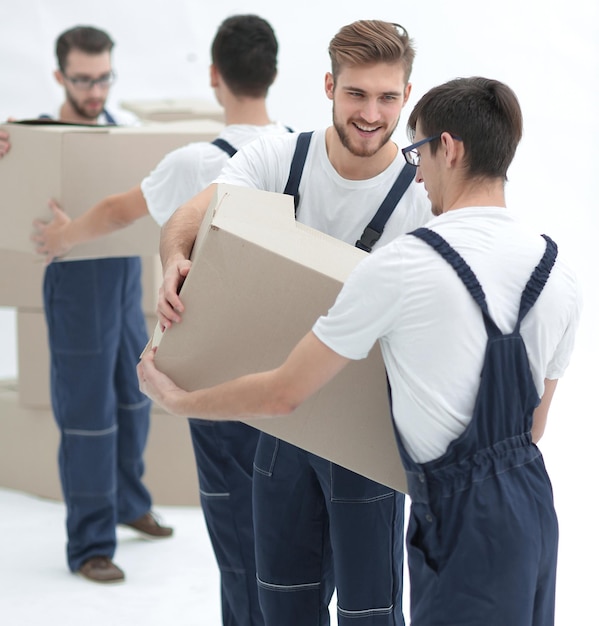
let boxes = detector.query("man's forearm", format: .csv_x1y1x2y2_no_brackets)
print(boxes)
159,184,216,266
138,331,351,420
532,378,558,443
159,206,199,266
68,186,148,246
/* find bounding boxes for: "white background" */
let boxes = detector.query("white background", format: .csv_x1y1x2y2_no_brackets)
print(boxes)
0,1,597,624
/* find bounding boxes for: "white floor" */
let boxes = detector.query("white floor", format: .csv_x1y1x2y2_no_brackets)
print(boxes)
0,487,341,625
0,488,224,626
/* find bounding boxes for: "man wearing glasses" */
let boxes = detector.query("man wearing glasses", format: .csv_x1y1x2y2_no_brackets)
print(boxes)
51,27,121,124
13,25,172,585
141,76,581,625
153,19,431,626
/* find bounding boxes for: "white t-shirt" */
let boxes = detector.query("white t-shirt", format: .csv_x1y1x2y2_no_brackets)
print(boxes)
44,107,138,126
99,107,139,126
313,207,582,463
214,128,431,246
141,123,291,225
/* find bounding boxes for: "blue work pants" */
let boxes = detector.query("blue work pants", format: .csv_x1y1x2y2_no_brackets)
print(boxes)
43,257,152,571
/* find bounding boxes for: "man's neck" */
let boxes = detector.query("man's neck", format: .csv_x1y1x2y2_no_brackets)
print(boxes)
223,96,272,126
442,178,507,214
324,126,398,181
58,101,100,125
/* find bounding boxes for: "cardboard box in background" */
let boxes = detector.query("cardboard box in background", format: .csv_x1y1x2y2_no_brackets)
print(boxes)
0,251,46,308
0,119,223,261
15,308,48,409
151,184,408,493
120,98,225,123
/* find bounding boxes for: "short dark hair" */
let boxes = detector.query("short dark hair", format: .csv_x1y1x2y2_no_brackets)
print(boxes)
328,20,415,84
211,15,278,98
56,26,114,72
407,77,523,181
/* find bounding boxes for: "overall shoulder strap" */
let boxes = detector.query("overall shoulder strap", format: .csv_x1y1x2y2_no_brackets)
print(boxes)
102,109,117,125
211,137,237,157
356,163,417,252
515,234,558,330
283,131,313,214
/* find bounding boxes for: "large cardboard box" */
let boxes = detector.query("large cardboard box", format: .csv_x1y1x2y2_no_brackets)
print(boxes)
120,97,225,123
151,184,408,493
0,119,223,260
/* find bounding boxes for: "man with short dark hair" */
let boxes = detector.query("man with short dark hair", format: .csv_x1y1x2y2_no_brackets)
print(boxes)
140,76,581,626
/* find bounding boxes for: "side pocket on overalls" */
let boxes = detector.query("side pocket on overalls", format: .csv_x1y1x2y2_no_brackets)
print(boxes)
253,434,279,477
407,504,441,576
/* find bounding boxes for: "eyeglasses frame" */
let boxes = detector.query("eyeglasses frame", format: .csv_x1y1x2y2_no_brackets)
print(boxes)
62,70,116,91
401,133,462,166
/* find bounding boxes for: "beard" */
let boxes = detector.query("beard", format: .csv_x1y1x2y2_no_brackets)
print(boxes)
332,103,398,158
66,89,106,121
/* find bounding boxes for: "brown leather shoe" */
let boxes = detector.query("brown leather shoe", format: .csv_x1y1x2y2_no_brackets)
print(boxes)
123,511,174,539
77,556,125,584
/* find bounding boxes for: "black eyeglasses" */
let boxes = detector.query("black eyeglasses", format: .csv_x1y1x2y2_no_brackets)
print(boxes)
63,71,116,91
401,133,462,166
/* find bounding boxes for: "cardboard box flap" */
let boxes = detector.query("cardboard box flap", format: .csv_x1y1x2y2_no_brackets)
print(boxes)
152,184,407,492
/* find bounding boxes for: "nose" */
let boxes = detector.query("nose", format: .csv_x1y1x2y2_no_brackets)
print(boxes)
360,98,380,124
415,167,424,183
88,82,105,95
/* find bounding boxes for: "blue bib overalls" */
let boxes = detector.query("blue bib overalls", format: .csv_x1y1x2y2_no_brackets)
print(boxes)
252,133,416,626
187,137,265,626
395,228,559,626
43,110,152,571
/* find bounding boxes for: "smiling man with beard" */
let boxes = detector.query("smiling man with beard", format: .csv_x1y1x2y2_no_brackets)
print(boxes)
155,20,431,626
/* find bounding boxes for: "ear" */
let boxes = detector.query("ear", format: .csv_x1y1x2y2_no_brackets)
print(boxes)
209,64,219,88
402,82,412,108
324,72,334,101
440,132,463,168
54,69,65,87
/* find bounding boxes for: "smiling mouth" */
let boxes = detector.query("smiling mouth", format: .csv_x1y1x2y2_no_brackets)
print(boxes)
353,122,382,134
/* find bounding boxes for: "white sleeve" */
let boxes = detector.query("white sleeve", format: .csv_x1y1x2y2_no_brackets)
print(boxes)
312,245,404,360
140,143,217,226
545,279,583,379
